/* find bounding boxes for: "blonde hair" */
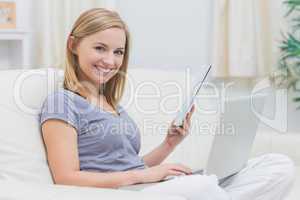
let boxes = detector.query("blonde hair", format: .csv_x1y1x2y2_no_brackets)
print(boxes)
63,8,130,110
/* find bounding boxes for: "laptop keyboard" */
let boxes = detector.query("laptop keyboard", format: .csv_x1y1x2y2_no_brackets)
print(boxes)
192,169,204,175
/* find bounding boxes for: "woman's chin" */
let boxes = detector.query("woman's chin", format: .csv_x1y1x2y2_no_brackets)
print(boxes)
91,73,115,86
93,77,109,86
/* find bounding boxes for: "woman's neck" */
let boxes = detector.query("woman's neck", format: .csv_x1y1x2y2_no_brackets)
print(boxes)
77,69,102,99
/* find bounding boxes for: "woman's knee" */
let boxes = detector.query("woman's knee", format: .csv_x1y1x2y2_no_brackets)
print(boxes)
187,175,230,200
181,175,230,199
143,175,230,200
260,153,295,184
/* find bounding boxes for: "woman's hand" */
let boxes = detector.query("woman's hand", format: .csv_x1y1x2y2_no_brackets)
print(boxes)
136,163,192,183
164,105,196,149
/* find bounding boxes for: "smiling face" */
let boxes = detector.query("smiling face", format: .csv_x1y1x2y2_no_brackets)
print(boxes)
71,28,126,89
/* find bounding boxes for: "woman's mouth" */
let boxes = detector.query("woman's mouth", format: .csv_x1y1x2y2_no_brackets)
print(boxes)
93,65,113,75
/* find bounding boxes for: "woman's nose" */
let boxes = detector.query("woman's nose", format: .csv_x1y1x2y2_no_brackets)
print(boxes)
102,52,114,66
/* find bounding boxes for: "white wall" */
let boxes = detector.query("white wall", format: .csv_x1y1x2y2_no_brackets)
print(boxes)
115,0,300,133
116,0,213,72
0,0,31,69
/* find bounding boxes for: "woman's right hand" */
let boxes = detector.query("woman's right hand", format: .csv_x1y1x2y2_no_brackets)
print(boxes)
135,163,193,183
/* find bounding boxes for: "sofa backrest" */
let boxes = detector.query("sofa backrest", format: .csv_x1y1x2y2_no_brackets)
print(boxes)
0,68,64,183
0,67,218,183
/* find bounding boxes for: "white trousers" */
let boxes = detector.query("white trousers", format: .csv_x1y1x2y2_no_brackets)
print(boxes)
123,154,296,200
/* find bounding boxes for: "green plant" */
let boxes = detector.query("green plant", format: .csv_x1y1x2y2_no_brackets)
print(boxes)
278,0,300,107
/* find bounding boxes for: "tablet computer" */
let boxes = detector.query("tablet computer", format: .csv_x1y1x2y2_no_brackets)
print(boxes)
173,65,212,127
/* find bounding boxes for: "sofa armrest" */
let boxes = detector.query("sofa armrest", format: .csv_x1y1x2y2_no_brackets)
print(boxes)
0,180,185,200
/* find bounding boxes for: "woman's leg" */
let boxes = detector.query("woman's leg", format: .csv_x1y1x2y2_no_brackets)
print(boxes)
220,153,295,200
141,174,231,200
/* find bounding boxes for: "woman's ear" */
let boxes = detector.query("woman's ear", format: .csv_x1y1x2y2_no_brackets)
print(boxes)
68,36,77,54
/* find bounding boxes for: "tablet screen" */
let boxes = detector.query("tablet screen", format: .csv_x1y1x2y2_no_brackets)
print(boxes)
173,65,212,127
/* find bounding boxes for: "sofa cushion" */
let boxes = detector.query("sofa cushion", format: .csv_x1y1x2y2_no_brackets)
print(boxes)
0,179,186,200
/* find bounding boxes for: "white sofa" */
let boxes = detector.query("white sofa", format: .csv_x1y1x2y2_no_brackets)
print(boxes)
0,68,298,199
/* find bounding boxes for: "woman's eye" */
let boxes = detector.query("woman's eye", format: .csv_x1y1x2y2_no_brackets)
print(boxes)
115,50,124,56
95,46,105,51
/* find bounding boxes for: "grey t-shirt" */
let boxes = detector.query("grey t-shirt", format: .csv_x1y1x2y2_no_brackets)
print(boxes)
39,89,146,172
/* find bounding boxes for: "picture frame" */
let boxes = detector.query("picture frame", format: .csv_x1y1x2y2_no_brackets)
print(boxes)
0,1,16,29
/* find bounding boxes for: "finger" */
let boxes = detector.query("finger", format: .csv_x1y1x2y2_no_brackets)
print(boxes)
182,116,191,132
185,111,190,120
169,121,179,133
186,113,192,126
178,164,192,174
171,119,175,125
176,126,187,136
188,105,195,118
165,163,193,174
171,164,192,174
191,104,196,113
171,123,182,130
185,110,191,123
170,120,176,129
183,118,189,132
186,107,195,126
170,125,181,134
168,170,186,176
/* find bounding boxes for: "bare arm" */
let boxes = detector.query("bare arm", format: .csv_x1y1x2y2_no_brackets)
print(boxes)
42,119,140,188
142,141,175,167
142,106,195,167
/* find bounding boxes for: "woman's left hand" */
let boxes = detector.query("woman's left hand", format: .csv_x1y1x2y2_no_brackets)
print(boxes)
164,104,196,149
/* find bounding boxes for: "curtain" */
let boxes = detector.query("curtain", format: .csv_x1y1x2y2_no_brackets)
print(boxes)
31,0,113,68
211,0,286,78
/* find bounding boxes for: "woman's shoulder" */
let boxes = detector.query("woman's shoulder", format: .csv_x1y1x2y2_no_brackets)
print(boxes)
40,89,81,130
44,89,80,102
41,89,82,110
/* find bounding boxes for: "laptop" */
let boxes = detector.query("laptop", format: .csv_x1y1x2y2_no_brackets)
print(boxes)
120,93,266,190
191,94,266,184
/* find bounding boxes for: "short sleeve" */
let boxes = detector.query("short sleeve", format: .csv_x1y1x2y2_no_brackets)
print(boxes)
40,90,80,131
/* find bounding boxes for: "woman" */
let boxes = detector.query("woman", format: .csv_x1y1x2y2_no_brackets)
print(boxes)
40,8,295,200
